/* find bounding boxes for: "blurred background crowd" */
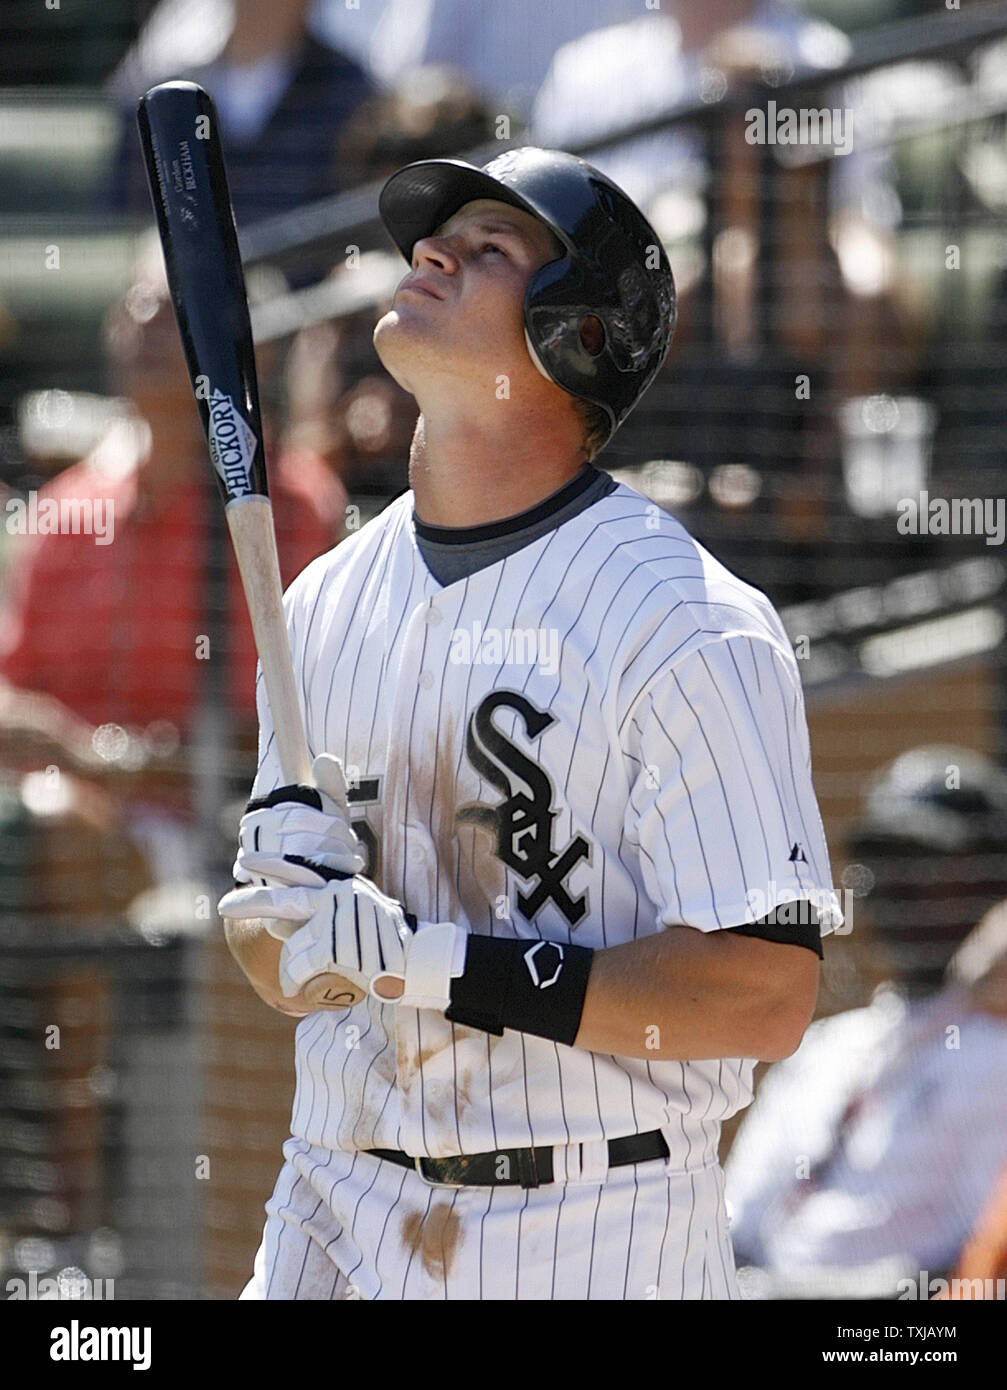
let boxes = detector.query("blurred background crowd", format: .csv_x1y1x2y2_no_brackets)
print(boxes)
1,0,1006,1300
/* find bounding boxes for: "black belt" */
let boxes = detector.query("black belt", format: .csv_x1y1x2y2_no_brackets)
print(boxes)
366,1130,669,1189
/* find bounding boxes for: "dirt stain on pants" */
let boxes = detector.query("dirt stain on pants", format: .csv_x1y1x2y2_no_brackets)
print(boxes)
400,1203,462,1283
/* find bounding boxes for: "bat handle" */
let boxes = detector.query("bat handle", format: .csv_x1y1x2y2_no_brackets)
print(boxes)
225,498,313,786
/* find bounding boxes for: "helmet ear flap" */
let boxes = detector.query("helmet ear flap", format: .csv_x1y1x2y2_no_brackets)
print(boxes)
524,327,553,383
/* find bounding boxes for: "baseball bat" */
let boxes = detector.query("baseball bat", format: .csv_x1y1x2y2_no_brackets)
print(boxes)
136,81,312,787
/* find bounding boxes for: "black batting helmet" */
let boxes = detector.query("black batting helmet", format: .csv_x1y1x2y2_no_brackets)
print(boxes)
378,146,677,446
849,746,1007,857
848,745,1007,993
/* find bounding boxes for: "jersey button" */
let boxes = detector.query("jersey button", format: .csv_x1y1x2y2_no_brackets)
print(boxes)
418,670,435,689
425,607,442,626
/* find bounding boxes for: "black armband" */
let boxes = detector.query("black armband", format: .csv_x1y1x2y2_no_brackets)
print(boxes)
445,937,594,1046
727,902,824,959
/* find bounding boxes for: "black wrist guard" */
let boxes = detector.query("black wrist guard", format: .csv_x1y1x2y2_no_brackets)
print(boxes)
445,937,594,1047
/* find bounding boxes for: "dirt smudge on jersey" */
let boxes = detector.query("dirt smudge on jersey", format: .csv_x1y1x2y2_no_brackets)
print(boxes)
400,1202,461,1282
454,1067,474,1114
404,703,463,922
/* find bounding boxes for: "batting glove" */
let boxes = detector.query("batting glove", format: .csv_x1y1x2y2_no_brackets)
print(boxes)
217,875,468,1009
231,752,365,891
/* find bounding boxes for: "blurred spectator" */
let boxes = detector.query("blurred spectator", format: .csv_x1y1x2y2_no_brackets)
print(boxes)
921,37,1007,505
282,308,416,497
336,63,494,186
0,768,151,925
724,746,1007,1298
105,0,375,226
944,1166,1007,1298
0,235,344,885
941,901,1007,1296
529,3,951,366
530,1,851,213
367,0,645,119
290,0,390,78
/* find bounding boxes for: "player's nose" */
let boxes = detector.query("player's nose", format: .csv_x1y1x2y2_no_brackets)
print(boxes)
412,235,460,276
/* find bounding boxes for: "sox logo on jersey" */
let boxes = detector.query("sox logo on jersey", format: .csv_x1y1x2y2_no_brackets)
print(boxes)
458,690,591,925
240,475,840,1301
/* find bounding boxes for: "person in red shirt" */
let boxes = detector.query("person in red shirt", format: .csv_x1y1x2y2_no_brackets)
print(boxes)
0,245,345,899
0,248,344,763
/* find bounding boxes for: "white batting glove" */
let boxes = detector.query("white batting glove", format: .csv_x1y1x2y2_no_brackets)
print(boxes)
217,874,468,1008
231,753,365,891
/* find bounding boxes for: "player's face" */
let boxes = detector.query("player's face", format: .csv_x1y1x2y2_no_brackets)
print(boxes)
373,199,562,398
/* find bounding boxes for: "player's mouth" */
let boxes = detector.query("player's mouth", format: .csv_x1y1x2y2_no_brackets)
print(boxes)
397,276,445,301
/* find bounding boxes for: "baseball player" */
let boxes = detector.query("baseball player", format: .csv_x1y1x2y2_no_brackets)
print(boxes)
219,146,842,1301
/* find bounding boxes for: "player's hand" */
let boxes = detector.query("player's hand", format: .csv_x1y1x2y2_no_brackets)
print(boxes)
278,876,416,1004
221,920,360,1018
218,874,468,1010
231,752,366,896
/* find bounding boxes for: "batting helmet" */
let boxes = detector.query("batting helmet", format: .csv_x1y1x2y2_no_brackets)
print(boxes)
378,146,677,445
847,745,1007,993
849,746,1007,858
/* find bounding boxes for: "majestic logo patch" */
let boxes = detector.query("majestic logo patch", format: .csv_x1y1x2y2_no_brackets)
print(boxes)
457,691,591,927
207,387,258,499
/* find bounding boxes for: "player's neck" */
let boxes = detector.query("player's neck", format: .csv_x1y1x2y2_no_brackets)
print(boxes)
408,413,587,529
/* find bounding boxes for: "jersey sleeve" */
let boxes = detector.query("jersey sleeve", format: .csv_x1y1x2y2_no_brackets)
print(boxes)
624,634,842,937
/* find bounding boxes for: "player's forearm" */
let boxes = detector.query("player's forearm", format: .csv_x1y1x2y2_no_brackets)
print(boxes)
223,916,308,1017
223,913,272,966
573,928,819,1062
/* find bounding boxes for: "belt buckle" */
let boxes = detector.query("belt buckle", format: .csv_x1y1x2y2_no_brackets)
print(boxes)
413,1155,467,1190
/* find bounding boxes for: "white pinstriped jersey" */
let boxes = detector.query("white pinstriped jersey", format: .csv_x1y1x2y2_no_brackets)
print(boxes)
249,475,839,1167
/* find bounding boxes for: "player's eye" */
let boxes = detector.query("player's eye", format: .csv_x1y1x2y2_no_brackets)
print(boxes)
481,242,507,257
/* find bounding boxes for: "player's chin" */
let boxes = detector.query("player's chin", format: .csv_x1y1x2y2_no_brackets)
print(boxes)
373,311,430,368
376,292,436,323
373,320,462,392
